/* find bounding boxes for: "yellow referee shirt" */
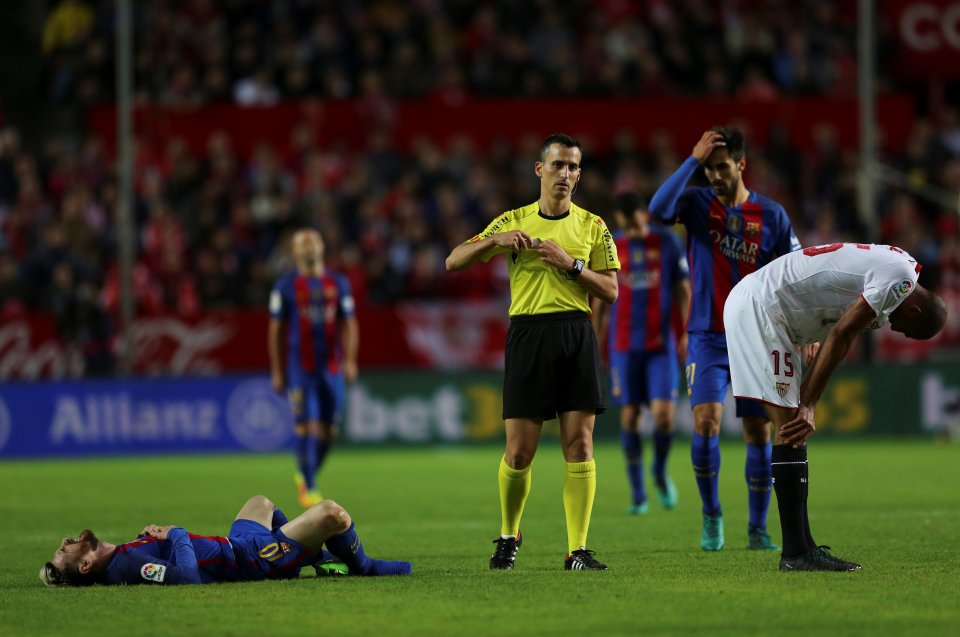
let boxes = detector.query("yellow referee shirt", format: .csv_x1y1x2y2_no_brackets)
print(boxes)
470,202,620,316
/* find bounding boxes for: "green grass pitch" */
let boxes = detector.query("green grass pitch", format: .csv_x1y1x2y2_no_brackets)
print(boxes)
1,439,958,637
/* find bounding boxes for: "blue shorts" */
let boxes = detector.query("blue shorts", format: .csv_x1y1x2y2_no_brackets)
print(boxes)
287,370,345,425
228,519,315,580
685,331,765,418
609,348,679,406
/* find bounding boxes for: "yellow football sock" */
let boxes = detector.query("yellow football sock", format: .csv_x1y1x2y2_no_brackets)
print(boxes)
498,456,532,537
563,459,597,553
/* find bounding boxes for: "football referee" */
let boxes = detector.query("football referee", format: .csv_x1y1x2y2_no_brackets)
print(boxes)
446,133,620,571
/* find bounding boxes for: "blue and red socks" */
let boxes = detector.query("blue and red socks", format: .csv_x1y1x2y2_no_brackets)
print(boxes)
620,430,646,505
296,433,318,490
691,432,721,515
316,439,331,471
745,442,773,530
324,522,412,576
652,429,673,491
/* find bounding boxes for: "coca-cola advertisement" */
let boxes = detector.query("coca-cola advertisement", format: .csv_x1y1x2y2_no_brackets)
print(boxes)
0,318,84,379
887,0,960,77
0,303,511,379
0,312,265,379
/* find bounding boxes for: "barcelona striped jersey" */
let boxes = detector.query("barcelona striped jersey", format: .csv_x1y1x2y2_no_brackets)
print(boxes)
649,156,800,332
100,525,311,585
269,270,355,374
101,529,239,584
609,226,689,353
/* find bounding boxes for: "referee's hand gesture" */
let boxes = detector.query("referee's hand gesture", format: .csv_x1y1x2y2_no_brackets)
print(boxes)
535,239,574,271
492,230,534,252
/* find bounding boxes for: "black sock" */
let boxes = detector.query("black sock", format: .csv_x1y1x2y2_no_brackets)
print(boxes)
801,456,817,548
771,445,811,558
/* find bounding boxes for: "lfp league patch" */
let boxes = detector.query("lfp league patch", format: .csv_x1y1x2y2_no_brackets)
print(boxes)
891,279,914,302
140,563,167,583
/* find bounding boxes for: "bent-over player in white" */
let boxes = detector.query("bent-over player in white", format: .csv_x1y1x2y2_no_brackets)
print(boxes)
723,243,947,571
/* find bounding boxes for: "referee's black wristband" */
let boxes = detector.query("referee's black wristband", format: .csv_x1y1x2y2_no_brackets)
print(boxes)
567,259,585,279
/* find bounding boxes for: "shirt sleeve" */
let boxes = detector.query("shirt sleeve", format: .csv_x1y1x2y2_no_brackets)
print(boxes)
649,156,700,225
112,530,201,585
337,275,356,318
588,217,620,271
468,213,514,262
268,281,286,320
861,262,919,317
668,232,689,283
774,205,803,255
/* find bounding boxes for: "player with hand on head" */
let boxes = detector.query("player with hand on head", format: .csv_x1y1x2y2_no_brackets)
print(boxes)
268,229,359,507
723,242,946,570
446,133,620,571
41,495,411,586
650,126,804,552
592,193,690,515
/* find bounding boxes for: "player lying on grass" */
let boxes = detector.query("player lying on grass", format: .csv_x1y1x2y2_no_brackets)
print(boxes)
41,495,411,586
723,242,947,571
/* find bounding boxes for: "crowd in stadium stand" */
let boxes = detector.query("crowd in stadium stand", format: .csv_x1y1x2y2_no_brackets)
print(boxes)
3,0,960,363
43,0,870,106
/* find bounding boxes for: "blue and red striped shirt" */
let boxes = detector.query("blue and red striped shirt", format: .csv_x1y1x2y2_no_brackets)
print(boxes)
102,529,239,585
609,226,689,353
650,156,801,333
269,270,355,374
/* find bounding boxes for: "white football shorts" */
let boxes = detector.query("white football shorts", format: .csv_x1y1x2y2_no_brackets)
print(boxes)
723,279,801,410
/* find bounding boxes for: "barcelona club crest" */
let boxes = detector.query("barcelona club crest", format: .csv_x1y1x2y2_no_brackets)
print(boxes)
726,215,742,233
775,381,790,398
745,220,761,236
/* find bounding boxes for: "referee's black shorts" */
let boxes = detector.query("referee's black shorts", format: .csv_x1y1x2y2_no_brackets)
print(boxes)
502,311,606,421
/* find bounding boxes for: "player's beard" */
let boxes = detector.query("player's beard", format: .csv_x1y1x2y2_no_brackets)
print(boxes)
298,250,322,271
77,529,100,550
713,178,735,199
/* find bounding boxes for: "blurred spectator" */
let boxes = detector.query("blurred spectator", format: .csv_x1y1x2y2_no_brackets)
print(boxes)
63,281,115,377
736,65,781,103
0,252,28,316
234,67,280,106
43,0,95,102
42,0,93,55
941,108,960,158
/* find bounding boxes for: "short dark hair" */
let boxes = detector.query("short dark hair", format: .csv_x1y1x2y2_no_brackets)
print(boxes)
539,133,582,162
40,561,97,587
710,126,746,160
614,192,647,215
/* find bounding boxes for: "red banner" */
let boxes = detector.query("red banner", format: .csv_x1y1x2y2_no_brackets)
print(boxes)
0,317,83,379
394,301,508,369
88,96,916,160
7,294,957,379
0,311,270,379
0,303,510,379
887,0,960,77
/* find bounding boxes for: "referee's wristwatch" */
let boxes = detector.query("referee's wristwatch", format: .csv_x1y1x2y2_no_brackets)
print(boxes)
566,258,585,279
